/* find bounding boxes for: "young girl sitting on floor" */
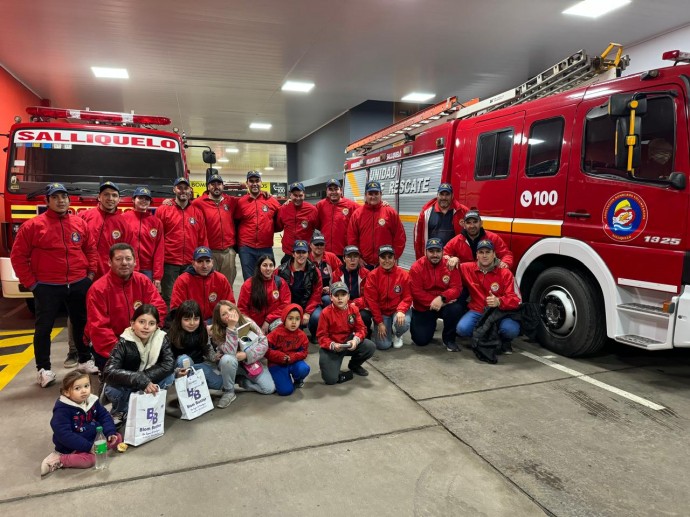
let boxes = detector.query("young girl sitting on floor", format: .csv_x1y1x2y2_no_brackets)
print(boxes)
266,303,311,396
41,370,122,475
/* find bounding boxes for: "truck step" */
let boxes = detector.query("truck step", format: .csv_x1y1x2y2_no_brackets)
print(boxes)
617,303,669,318
615,334,666,348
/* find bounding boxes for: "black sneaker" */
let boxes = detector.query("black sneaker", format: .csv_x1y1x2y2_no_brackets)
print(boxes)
337,371,354,383
293,379,305,389
445,342,461,352
349,364,369,377
502,341,514,355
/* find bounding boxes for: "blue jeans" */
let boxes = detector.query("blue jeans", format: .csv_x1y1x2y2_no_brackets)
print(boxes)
373,310,411,350
456,310,521,340
239,246,274,281
308,306,323,338
105,375,173,413
140,269,153,281
173,354,234,392
268,361,311,396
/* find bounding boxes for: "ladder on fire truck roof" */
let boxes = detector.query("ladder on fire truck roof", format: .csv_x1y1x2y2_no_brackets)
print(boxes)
346,43,629,155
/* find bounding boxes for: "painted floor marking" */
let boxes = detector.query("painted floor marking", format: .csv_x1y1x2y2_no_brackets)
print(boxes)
0,327,63,391
1,303,27,319
521,351,666,411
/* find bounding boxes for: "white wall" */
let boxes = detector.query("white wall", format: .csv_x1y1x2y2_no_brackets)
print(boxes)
624,24,690,75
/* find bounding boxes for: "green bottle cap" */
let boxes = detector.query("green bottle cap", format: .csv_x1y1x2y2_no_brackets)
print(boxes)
97,426,103,432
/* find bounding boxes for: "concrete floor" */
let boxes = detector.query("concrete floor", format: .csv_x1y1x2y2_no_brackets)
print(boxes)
2,252,690,516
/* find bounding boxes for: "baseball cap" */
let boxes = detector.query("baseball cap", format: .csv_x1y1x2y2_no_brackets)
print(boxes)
326,178,341,188
132,186,152,199
207,174,224,185
293,240,309,253
193,246,213,260
343,245,360,256
173,177,190,186
246,170,262,180
289,182,305,192
426,238,443,250
99,181,120,193
476,239,494,251
464,209,481,221
378,244,395,256
365,180,382,193
437,183,453,194
311,231,325,244
330,281,349,295
46,183,68,196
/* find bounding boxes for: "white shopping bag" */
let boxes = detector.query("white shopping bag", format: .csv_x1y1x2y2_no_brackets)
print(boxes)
124,389,166,446
175,367,214,420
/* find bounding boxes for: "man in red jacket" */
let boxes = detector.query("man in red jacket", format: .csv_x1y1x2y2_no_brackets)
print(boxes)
156,177,208,305
276,181,318,262
170,246,236,322
11,183,99,386
193,174,238,286
347,181,406,268
363,245,413,350
121,186,164,291
444,210,514,270
234,170,280,280
410,238,464,352
86,243,167,370
413,183,468,260
316,178,359,260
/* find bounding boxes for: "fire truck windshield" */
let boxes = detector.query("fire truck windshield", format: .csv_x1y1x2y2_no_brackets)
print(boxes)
6,128,183,197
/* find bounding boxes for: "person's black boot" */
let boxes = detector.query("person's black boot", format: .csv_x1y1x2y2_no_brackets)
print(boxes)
337,371,354,383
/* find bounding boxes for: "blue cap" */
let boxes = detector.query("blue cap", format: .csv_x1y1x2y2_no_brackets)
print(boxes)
426,238,443,250
464,209,480,221
207,174,224,185
174,177,190,186
293,240,309,253
289,182,305,192
330,281,349,295
378,244,394,256
343,245,360,256
46,183,68,196
476,239,494,251
193,246,213,260
311,230,325,244
437,183,453,194
99,181,120,193
326,178,341,188
366,181,382,193
247,170,262,180
132,186,152,198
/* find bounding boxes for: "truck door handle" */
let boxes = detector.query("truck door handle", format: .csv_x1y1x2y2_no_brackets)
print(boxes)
566,211,591,219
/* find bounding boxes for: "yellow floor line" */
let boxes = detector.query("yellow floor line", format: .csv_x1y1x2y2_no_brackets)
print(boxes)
0,327,64,391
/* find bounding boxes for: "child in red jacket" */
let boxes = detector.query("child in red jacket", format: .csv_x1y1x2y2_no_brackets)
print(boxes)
266,304,311,395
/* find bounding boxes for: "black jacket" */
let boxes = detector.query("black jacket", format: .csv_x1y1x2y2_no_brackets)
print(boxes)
276,259,320,311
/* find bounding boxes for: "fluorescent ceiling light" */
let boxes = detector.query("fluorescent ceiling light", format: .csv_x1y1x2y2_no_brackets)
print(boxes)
563,0,630,18
91,67,129,79
282,81,315,93
218,158,229,163
250,122,272,130
225,148,239,153
401,92,435,102
264,167,274,171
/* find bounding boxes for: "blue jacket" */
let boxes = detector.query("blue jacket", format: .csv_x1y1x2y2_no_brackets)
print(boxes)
51,394,117,454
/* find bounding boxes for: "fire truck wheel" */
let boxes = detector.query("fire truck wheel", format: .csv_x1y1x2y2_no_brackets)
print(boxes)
530,266,606,357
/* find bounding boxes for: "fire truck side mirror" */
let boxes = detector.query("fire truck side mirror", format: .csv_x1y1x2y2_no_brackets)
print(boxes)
202,149,217,164
613,117,642,171
668,172,686,190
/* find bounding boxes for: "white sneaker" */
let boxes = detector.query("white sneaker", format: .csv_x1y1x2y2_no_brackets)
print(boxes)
40,451,62,476
37,369,56,388
77,359,99,374
393,335,404,348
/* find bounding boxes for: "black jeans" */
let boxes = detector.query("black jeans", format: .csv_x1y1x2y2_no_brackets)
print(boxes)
161,263,188,306
410,301,464,346
33,278,92,370
318,339,376,385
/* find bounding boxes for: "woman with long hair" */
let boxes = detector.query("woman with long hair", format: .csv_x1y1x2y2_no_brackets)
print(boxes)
237,255,291,334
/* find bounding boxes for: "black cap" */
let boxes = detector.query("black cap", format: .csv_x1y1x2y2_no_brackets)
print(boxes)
343,245,360,256
46,183,68,196
464,210,480,221
311,230,325,244
132,186,152,198
99,181,120,193
378,244,395,256
289,182,305,192
207,174,224,185
174,177,190,186
247,170,262,180
326,178,341,188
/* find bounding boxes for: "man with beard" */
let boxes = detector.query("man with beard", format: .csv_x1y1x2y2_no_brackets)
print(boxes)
413,183,468,260
235,170,281,280
193,174,238,286
409,238,464,351
316,178,359,260
156,177,208,305
444,210,514,270
276,182,318,262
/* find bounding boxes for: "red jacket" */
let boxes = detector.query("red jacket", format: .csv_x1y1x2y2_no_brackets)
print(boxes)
170,268,235,321
443,229,514,270
316,197,360,255
11,209,98,288
121,210,164,281
460,261,522,313
234,193,280,248
79,207,131,278
265,304,310,367
409,256,462,312
363,265,412,324
347,203,406,266
309,251,342,288
85,270,167,357
237,274,292,327
331,265,369,310
317,302,367,350
193,193,237,250
276,202,318,255
413,198,468,259
155,202,208,265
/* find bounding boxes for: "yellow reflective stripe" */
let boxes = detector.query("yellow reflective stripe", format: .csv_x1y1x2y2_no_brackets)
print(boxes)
512,218,563,237
399,214,418,223
346,174,362,199
481,216,513,232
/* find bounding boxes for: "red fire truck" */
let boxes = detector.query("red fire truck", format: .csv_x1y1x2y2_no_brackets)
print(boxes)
0,106,187,305
344,46,690,357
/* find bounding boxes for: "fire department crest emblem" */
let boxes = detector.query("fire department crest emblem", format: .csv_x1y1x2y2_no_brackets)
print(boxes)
111,230,121,240
393,285,401,293
133,300,142,309
490,282,500,293
71,232,81,242
272,290,280,299
348,314,355,325
603,192,648,242
442,275,450,284
378,218,386,226
301,220,308,229
209,292,217,302
343,208,349,216
262,205,268,212
150,228,158,237
224,205,229,211
189,217,196,225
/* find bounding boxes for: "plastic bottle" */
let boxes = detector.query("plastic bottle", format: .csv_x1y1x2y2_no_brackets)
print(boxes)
93,426,107,470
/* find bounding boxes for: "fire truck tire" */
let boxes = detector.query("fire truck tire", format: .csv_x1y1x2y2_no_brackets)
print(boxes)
530,267,606,357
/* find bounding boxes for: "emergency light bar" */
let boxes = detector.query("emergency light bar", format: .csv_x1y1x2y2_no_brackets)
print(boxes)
26,107,171,126
662,50,690,65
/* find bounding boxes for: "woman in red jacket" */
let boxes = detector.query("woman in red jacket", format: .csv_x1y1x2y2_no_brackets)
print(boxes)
237,255,291,334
